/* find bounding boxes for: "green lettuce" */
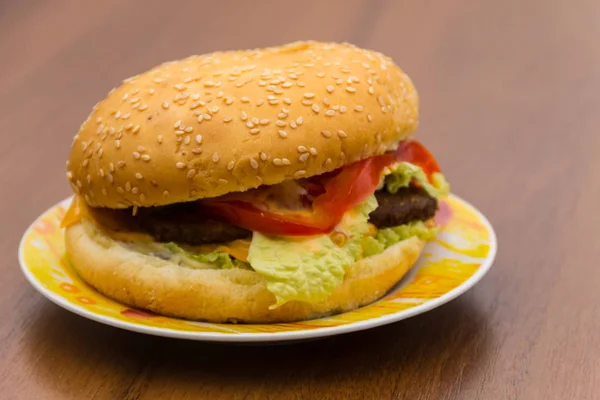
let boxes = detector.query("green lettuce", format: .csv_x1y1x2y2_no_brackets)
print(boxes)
361,221,439,257
247,195,378,308
164,243,250,269
385,162,449,199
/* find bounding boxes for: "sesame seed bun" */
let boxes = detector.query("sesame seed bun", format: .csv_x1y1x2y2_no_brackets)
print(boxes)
67,41,418,208
65,219,425,323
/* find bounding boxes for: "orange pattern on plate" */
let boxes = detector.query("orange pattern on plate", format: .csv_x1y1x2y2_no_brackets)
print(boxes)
21,195,492,335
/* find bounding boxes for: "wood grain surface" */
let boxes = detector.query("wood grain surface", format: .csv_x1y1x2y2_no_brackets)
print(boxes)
2,0,599,399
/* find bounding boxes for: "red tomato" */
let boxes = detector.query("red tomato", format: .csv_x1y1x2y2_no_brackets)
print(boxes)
204,140,441,236
204,154,395,236
394,139,441,179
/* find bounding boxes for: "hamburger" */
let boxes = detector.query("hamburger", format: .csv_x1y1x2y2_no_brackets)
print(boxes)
62,41,449,323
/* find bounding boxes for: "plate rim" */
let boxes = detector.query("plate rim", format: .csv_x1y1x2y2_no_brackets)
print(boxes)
18,193,497,343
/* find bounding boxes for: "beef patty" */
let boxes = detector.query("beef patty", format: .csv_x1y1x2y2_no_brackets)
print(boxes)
115,187,437,245
369,187,438,228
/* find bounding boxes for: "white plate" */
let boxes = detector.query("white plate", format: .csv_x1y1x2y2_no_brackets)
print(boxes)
19,194,496,343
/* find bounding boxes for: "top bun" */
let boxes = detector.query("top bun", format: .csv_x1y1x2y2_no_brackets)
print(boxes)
67,41,419,208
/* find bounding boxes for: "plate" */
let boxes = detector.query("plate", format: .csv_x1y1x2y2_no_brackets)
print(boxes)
19,194,496,343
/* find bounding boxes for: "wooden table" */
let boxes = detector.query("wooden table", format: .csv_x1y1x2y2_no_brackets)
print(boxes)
2,1,599,398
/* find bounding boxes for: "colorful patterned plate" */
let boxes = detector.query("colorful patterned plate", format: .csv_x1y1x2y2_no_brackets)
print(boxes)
19,194,496,343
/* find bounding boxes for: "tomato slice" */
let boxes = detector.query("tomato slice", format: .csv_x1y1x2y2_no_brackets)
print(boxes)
204,140,441,236
394,139,441,179
204,154,395,236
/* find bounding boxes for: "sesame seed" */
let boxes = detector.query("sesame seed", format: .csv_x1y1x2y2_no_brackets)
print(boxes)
132,187,139,194
210,106,219,114
309,147,317,156
86,174,91,184
176,162,186,169
367,114,373,122
141,154,150,161
336,79,343,85
197,115,204,123
296,116,303,125
163,190,169,198
153,77,165,83
312,104,320,113
204,113,212,120
260,119,270,126
174,83,186,91
184,126,193,133
260,152,268,161
355,105,364,112
117,187,124,194
216,91,224,98
148,88,155,95
368,86,375,94
131,125,140,134
323,97,331,106
76,180,82,188
325,110,336,117
294,170,306,178
345,86,357,93
259,80,267,86
256,99,265,106
251,117,259,125
249,128,260,135
241,97,249,103
289,121,297,129
117,161,126,168
325,158,333,166
125,181,131,192
378,96,385,106
187,169,196,179
246,121,254,128
250,158,259,169
184,136,191,145
194,134,202,144
223,115,233,123
225,98,233,105
140,194,146,202
162,102,170,109
192,147,202,154
282,158,291,165
135,173,143,180
273,158,282,166
212,152,219,162
125,123,134,131
138,104,148,111
297,82,306,87
227,161,235,170
133,151,141,159
174,120,182,128
283,98,292,105
276,120,287,127
321,130,332,138
298,145,307,153
278,112,288,119
340,106,347,113
317,72,326,78
175,130,185,135
282,82,293,88
338,130,348,138
240,111,248,121
299,153,309,162
326,85,335,93
203,80,215,87
289,74,298,80
304,92,315,99
132,103,140,109
301,99,312,106
157,135,163,144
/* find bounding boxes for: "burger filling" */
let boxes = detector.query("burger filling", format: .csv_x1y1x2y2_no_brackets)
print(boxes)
63,140,449,307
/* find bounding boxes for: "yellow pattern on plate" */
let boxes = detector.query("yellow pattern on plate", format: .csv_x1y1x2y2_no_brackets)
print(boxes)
19,194,495,339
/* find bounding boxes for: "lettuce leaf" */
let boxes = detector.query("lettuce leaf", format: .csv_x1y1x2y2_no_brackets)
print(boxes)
361,221,439,257
247,195,377,308
164,243,250,269
385,162,449,199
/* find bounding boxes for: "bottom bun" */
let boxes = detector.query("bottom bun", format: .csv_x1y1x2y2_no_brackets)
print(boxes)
65,221,425,323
